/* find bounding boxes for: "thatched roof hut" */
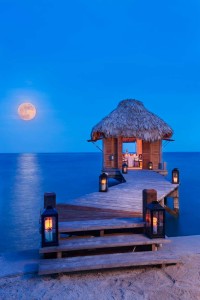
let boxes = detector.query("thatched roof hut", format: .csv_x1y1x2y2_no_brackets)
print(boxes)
91,99,173,142
89,99,173,172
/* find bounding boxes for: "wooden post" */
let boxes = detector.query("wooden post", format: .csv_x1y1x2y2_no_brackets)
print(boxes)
160,198,165,207
142,189,157,221
44,192,56,208
173,188,179,214
164,188,179,217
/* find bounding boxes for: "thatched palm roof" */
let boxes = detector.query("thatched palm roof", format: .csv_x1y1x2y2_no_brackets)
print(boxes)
91,99,173,142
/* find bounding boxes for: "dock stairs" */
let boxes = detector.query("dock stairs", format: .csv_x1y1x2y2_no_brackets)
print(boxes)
38,218,181,275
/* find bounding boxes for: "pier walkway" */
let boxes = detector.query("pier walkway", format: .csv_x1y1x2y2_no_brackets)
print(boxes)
39,170,180,275
62,170,179,215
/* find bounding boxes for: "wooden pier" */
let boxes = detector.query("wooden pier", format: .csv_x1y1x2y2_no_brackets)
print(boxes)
58,170,179,218
38,170,180,275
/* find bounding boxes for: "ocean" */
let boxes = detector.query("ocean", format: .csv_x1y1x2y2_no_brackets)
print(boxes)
0,152,199,253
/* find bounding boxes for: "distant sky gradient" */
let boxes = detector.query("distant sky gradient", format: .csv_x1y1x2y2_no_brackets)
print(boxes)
0,0,199,153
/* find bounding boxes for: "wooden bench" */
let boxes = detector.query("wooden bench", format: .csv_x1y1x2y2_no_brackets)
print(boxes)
38,250,181,275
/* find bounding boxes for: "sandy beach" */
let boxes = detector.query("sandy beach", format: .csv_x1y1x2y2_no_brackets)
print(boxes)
0,254,200,300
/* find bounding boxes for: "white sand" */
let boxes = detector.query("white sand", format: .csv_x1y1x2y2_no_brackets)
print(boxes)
1,254,200,300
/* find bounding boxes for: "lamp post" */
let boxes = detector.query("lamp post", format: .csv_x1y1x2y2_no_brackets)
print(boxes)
145,201,165,239
41,206,59,247
172,168,179,184
99,172,108,192
122,162,128,174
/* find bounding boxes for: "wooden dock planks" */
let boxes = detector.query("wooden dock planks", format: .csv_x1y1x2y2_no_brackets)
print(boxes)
58,217,144,233
39,234,170,255
63,170,179,214
38,250,181,275
38,170,180,275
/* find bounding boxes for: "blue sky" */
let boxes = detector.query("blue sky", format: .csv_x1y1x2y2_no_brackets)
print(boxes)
0,0,200,153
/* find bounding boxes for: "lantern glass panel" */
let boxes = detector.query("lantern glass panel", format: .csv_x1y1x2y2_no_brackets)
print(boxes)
101,178,107,190
122,163,128,174
41,206,59,247
44,216,56,242
145,201,165,239
152,211,158,234
99,173,108,192
148,162,153,170
172,168,179,184
157,211,164,235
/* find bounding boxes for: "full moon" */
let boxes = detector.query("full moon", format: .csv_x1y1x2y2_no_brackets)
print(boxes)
18,103,37,121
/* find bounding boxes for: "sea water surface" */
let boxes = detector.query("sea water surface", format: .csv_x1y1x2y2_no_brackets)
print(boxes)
0,152,199,253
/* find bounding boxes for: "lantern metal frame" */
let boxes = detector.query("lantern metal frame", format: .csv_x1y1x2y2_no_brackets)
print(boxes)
145,201,165,239
44,192,56,208
41,206,59,247
122,162,128,174
99,172,108,192
148,161,153,170
172,168,179,184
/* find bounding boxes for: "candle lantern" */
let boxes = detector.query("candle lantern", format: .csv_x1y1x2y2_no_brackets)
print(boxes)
172,168,179,184
148,162,153,170
41,206,59,247
122,162,128,174
99,172,108,192
145,201,165,239
109,154,114,161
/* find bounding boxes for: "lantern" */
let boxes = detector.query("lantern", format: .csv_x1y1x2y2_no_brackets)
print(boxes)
172,168,179,184
99,172,108,192
41,206,59,247
148,162,153,170
122,162,128,174
145,201,165,239
109,154,114,161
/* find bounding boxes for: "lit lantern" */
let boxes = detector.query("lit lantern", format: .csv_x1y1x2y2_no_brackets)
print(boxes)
99,172,108,192
109,154,114,161
41,206,59,247
122,162,128,174
145,201,165,239
148,161,153,170
172,168,179,184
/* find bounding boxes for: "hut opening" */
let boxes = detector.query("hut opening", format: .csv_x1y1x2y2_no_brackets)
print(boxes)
89,99,173,173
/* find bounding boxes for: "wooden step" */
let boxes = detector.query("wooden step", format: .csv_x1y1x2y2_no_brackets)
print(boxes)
59,217,144,234
38,250,181,275
39,234,170,257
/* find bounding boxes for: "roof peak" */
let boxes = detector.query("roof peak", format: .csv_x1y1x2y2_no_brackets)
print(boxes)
118,99,144,111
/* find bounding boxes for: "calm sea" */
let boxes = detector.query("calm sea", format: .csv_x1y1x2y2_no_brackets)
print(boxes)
0,152,199,253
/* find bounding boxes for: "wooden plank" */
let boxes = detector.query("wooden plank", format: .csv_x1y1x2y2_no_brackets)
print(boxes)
39,234,170,254
38,250,181,275
64,170,179,214
58,218,144,233
57,204,140,222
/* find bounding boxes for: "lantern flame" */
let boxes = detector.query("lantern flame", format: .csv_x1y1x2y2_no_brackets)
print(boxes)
45,217,53,231
153,217,158,234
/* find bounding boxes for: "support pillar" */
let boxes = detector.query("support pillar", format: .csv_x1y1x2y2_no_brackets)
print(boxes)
173,188,179,214
142,189,157,221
